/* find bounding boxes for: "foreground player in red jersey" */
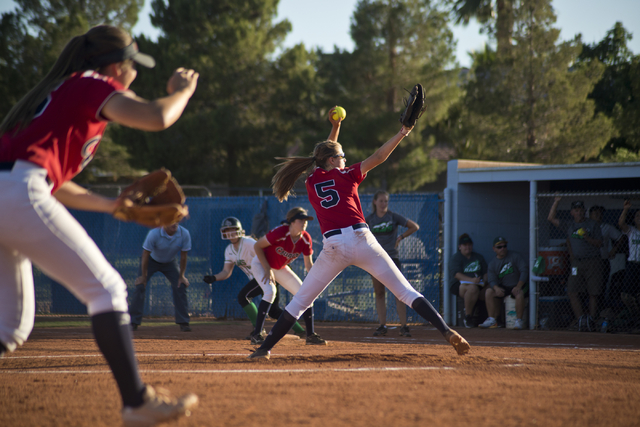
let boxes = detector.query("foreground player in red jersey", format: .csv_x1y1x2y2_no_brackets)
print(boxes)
249,107,470,359
250,207,327,345
0,25,198,426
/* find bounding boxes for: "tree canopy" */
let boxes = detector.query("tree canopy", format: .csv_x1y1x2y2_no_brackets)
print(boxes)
0,0,638,192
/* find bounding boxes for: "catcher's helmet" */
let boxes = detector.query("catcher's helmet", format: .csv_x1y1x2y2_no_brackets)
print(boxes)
220,217,245,240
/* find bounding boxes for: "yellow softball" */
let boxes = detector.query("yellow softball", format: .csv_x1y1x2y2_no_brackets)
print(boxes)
332,106,346,121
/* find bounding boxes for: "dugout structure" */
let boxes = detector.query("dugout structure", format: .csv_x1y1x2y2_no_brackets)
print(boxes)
444,159,640,332
33,194,441,324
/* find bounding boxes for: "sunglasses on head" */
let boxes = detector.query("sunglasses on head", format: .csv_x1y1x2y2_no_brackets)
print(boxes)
495,245,507,249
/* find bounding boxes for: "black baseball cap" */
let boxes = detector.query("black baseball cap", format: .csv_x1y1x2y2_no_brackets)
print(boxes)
493,236,508,247
286,207,314,223
89,41,156,69
458,234,473,245
571,200,585,209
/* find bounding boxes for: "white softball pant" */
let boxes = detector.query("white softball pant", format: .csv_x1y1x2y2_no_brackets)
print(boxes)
285,226,422,319
250,256,304,304
0,161,128,352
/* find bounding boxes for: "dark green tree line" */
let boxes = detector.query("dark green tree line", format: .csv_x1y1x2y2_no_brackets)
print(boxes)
443,0,614,163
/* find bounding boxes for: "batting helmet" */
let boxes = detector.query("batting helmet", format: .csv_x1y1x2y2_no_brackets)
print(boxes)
220,217,245,240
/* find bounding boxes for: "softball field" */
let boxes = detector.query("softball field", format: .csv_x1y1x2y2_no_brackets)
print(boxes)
1,318,639,427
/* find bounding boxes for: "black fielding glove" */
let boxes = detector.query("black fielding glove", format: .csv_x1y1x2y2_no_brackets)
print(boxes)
203,275,216,284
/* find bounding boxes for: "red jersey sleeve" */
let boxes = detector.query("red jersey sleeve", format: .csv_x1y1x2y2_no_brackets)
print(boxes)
0,71,126,192
301,231,313,256
346,162,367,184
265,225,286,245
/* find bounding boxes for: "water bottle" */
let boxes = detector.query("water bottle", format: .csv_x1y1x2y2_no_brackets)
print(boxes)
601,318,609,333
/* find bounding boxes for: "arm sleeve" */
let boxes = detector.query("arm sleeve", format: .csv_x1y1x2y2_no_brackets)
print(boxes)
392,212,409,228
223,245,234,264
448,254,463,284
77,72,126,120
181,228,192,251
265,226,281,245
348,162,366,184
487,260,498,288
302,232,313,256
479,254,488,276
142,230,155,252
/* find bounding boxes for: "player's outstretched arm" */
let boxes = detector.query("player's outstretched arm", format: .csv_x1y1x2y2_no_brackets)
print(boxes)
102,68,199,131
53,181,118,212
205,262,234,283
327,106,342,142
361,126,412,175
619,200,631,233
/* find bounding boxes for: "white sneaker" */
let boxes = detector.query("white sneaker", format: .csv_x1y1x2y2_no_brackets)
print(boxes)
478,317,498,329
514,318,524,330
122,385,198,427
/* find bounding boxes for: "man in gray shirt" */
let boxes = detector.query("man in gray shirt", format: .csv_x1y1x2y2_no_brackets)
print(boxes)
548,198,603,330
479,236,528,330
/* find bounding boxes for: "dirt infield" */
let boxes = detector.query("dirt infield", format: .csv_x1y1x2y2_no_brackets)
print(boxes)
2,318,640,427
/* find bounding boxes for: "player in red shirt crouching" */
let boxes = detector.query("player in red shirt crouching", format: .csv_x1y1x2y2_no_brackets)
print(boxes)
250,207,327,345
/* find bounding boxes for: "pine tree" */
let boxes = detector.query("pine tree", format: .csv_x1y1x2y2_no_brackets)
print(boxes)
317,0,460,191
449,0,614,163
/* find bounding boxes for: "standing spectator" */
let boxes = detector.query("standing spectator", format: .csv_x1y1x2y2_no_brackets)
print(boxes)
589,206,626,301
365,190,420,337
479,237,529,330
448,233,488,328
202,217,306,339
618,200,640,313
130,223,192,331
548,198,603,330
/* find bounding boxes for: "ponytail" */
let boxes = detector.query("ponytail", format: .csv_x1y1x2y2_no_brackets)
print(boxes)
0,25,131,136
272,140,343,202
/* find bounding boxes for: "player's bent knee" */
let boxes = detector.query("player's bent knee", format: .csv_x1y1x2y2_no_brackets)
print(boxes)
262,286,277,304
85,276,129,315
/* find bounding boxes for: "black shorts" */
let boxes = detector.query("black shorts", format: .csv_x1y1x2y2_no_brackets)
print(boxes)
498,284,529,299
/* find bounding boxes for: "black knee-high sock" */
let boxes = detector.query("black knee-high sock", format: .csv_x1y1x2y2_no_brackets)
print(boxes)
301,307,314,336
91,312,145,407
412,297,450,335
259,310,297,351
254,299,272,336
0,341,6,357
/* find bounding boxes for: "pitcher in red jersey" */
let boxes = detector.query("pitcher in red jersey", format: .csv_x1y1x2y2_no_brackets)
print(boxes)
248,107,470,360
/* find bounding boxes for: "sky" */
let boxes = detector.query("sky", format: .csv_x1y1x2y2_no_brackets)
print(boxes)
1,0,639,67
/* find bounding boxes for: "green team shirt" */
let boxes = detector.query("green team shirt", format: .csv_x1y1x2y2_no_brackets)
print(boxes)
448,251,488,286
488,251,528,289
365,210,408,259
560,218,602,259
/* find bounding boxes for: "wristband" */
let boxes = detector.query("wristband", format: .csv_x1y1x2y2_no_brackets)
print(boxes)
203,275,216,284
400,127,411,136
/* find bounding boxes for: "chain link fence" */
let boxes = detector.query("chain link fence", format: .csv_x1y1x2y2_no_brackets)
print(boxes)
536,191,640,333
35,193,441,324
